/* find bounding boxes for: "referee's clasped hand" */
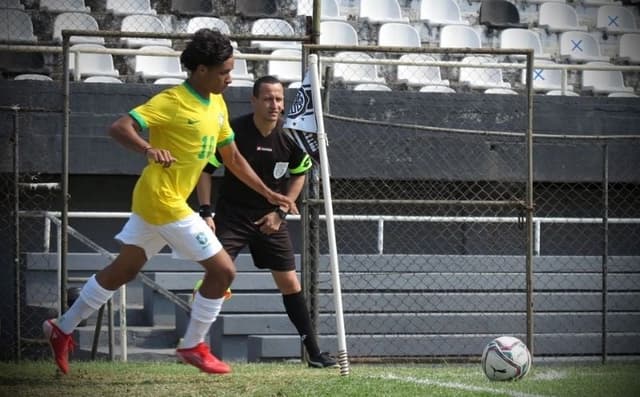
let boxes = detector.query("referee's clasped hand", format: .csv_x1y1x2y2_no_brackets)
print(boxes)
268,192,298,215
145,147,177,168
255,212,281,235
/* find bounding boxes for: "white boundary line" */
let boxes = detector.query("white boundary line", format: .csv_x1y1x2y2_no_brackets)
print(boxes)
377,373,555,397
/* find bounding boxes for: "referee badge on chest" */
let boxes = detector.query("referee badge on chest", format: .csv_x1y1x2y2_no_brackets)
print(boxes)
273,162,289,179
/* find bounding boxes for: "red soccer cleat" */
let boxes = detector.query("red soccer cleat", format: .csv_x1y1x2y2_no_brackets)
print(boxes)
176,342,231,374
42,319,75,374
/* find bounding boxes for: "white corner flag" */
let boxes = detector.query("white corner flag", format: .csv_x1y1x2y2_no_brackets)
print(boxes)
284,54,350,376
283,72,320,163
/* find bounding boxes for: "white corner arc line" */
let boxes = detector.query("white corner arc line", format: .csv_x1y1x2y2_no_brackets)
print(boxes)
377,374,555,397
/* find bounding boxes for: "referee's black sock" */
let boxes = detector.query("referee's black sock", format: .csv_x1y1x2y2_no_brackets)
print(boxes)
282,291,321,357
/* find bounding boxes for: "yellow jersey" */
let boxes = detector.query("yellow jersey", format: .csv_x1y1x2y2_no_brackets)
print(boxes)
128,81,234,225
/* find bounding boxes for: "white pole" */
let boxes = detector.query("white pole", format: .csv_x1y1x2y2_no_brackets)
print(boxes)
119,285,127,362
56,222,62,317
308,54,350,376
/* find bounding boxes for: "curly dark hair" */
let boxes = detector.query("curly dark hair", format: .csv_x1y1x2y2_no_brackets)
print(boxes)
180,28,233,72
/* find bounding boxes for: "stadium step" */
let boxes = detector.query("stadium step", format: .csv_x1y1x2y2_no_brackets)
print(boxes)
74,325,179,350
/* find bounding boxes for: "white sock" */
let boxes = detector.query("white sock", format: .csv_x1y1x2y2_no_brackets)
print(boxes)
57,275,115,334
181,291,223,349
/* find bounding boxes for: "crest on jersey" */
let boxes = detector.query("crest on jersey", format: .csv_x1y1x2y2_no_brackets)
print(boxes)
195,232,209,247
273,162,289,179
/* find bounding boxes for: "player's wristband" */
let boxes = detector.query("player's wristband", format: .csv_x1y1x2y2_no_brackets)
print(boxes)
275,207,288,220
199,204,213,218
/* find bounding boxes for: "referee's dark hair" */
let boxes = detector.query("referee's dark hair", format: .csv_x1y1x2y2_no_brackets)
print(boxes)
181,28,233,72
253,75,283,98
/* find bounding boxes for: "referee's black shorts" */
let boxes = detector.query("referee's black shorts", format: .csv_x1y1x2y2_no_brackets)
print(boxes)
214,200,296,272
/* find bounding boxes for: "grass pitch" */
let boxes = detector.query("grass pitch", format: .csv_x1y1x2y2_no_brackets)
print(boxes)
1,360,639,397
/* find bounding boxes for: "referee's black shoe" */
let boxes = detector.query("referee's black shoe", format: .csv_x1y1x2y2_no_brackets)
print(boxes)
308,352,338,368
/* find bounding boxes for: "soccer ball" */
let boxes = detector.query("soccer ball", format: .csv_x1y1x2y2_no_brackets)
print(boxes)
481,336,532,381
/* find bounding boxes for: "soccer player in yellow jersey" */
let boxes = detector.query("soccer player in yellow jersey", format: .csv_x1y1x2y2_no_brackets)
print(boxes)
43,29,296,375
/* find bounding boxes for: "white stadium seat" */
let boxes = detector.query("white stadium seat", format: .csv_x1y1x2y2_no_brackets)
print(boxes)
320,21,358,45
581,61,634,94
439,24,482,48
559,31,609,63
134,45,187,81
359,0,409,23
268,49,303,83
120,14,171,48
459,56,511,89
378,23,421,47
538,3,587,33
397,54,450,87
418,0,469,27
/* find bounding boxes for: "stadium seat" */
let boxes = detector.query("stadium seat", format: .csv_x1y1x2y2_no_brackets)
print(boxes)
526,0,566,4
83,75,124,83
359,0,409,23
499,28,551,59
250,18,298,50
319,21,358,45
229,79,255,87
419,85,456,93
171,0,212,15
484,88,518,94
0,0,24,10
418,0,469,27
268,49,302,83
538,3,588,33
546,89,579,96
186,17,237,47
608,91,638,97
559,31,609,62
186,17,231,35
153,77,185,85
618,33,640,63
53,12,103,44
0,9,36,42
40,0,90,13
333,51,386,84
106,0,156,15
120,14,171,48
397,53,450,87
581,61,634,94
378,23,421,47
297,0,346,20
296,0,313,16
583,0,622,6
134,45,187,81
439,24,482,48
14,73,53,81
231,51,255,82
68,44,119,81
596,6,638,34
524,59,574,92
459,56,511,89
478,0,527,31
353,83,392,91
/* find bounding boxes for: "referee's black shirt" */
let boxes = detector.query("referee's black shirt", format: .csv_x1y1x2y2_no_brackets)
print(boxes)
209,113,309,211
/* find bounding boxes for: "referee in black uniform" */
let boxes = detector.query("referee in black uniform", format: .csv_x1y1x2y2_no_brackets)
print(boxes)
196,75,337,368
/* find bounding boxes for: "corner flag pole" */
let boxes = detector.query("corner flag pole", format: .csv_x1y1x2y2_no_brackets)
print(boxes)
308,53,350,376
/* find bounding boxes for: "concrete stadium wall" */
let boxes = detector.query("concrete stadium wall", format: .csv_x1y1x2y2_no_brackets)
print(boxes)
1,80,639,181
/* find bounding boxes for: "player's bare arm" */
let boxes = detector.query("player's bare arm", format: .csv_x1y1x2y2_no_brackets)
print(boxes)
218,142,299,214
109,115,177,168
